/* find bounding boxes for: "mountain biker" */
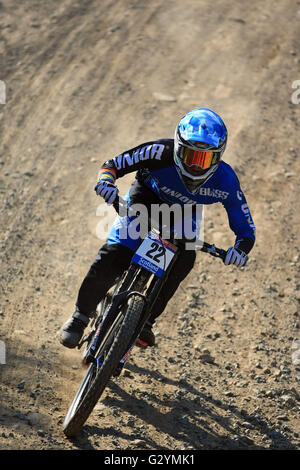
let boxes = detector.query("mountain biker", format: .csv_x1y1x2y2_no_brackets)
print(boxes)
60,108,256,349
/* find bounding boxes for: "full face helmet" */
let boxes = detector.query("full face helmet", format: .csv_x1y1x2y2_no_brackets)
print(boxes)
174,108,228,192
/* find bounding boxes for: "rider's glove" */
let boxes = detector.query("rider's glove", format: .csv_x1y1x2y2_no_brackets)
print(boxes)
224,247,248,267
95,181,119,205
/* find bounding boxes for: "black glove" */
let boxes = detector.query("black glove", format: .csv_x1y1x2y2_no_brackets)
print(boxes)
95,181,119,205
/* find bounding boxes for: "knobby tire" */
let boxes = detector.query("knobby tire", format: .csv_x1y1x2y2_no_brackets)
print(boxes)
63,295,144,437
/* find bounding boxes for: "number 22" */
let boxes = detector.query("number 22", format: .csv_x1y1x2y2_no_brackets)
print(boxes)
145,242,165,262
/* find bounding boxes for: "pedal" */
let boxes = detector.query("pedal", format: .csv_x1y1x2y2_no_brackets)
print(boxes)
135,338,148,349
82,354,96,366
77,330,93,350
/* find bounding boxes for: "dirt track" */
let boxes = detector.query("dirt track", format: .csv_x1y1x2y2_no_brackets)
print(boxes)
0,0,300,451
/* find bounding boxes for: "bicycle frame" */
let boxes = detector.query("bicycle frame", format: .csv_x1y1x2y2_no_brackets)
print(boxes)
83,236,180,362
82,195,226,364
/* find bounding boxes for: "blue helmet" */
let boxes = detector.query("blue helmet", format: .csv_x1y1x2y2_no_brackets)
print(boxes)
174,108,227,192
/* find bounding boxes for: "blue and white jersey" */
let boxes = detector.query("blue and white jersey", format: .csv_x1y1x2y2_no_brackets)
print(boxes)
101,139,255,251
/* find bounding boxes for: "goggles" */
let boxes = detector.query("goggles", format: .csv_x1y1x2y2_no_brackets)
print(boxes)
182,147,214,169
177,143,220,173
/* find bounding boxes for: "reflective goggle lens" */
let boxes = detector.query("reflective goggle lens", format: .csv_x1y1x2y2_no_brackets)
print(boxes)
182,147,214,169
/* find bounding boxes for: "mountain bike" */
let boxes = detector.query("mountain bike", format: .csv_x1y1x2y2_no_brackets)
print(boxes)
62,196,226,437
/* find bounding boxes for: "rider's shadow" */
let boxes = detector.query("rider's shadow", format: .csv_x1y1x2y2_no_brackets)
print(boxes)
103,379,235,450
97,362,297,450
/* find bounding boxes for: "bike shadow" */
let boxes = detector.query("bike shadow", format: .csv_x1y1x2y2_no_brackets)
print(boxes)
74,361,298,450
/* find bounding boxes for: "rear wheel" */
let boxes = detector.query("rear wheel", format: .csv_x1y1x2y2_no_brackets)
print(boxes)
63,294,144,437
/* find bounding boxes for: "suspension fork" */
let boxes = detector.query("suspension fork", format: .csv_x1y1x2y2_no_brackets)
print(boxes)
115,251,181,370
126,247,181,348
144,244,180,312
112,248,181,373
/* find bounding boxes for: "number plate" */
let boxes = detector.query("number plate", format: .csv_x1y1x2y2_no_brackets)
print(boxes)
132,232,177,278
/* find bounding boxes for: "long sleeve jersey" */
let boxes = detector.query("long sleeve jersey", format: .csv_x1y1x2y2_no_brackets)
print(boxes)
98,139,256,253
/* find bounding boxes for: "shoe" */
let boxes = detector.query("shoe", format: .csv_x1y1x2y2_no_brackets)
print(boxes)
137,321,155,347
60,309,90,349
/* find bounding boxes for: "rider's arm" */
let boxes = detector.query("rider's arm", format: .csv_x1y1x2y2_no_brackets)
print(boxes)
222,175,256,255
96,139,174,185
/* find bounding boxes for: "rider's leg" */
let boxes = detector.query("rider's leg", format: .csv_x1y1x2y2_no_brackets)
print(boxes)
138,248,196,346
60,242,133,348
76,243,133,314
151,248,196,318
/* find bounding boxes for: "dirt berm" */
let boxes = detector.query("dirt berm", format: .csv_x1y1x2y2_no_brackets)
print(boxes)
0,0,299,451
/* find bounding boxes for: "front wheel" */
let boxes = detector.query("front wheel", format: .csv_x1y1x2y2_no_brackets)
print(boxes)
63,294,144,437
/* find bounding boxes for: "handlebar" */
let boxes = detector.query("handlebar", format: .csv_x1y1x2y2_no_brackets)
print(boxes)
112,195,226,261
